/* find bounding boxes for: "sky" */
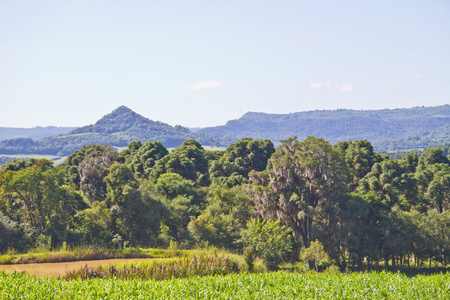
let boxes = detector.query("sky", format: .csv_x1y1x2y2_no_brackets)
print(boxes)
0,0,449,128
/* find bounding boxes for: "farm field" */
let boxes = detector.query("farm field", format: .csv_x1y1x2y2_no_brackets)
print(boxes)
1,271,449,299
0,153,67,165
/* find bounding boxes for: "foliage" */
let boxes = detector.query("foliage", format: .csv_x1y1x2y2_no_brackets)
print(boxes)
0,247,193,264
0,161,86,248
336,139,384,191
120,141,168,179
209,138,275,180
151,139,210,185
251,136,349,247
2,135,450,271
63,255,245,280
299,240,329,271
240,219,292,270
64,145,118,202
188,184,256,250
0,212,25,253
0,106,231,155
198,104,450,151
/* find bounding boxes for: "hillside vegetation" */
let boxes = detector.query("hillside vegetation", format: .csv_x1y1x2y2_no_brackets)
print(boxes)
0,106,232,156
198,105,450,151
1,105,450,155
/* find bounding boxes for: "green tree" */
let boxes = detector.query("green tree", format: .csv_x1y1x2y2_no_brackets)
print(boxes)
336,140,384,191
152,173,201,242
425,164,450,213
335,192,387,270
188,184,257,250
0,158,48,172
123,141,168,179
418,209,450,266
357,159,418,209
105,163,163,246
0,161,85,248
250,136,348,247
240,218,292,270
76,201,113,246
417,147,449,172
300,240,329,272
0,212,26,252
117,141,143,164
209,138,274,179
151,139,209,186
64,145,118,203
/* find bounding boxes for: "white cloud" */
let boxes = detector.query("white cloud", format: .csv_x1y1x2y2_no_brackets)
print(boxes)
309,81,324,89
411,72,423,80
309,80,353,93
187,80,223,90
387,79,400,86
339,83,354,93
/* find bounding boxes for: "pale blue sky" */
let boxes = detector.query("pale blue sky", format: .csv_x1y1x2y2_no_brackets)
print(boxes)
1,0,449,128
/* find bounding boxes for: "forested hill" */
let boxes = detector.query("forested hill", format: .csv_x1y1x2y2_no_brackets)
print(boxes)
0,106,231,156
197,105,450,151
0,126,76,141
70,106,183,135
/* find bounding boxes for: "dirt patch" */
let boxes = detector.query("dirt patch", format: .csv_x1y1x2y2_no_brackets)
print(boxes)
0,258,157,278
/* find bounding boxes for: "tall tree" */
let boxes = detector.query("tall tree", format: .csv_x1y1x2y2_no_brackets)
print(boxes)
151,139,209,186
250,136,348,247
209,138,275,179
64,145,118,203
188,184,257,250
119,141,168,179
0,160,85,246
336,140,384,191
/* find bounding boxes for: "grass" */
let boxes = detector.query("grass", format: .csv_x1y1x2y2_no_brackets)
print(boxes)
0,258,162,278
0,247,183,265
0,246,265,279
1,271,449,299
0,246,254,266
62,254,255,280
202,146,226,151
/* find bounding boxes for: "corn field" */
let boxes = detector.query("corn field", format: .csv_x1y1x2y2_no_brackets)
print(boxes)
1,271,449,299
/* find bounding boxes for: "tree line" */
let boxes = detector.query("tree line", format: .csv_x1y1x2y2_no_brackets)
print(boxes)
1,137,449,270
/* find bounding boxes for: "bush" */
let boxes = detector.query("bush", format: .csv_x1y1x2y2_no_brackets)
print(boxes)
240,219,292,270
299,240,329,272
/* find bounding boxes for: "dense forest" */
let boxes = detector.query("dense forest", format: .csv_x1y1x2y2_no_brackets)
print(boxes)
1,135,450,271
198,105,450,151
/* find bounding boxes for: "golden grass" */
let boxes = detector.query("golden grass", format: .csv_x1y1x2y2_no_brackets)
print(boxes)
0,258,160,278
0,247,175,265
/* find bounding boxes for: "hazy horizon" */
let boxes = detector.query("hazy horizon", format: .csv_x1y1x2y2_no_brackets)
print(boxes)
2,104,449,130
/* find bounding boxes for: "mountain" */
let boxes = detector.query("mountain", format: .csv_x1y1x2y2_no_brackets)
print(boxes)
2,105,450,156
197,105,450,151
0,106,229,156
0,126,76,141
66,105,194,144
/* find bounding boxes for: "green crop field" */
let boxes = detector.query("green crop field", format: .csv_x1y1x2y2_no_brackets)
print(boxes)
1,271,449,299
0,154,67,165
